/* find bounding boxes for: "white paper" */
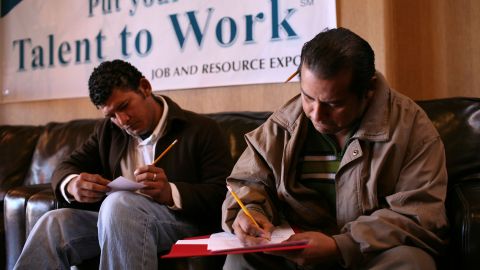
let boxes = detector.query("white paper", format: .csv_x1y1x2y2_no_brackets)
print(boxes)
107,176,145,195
207,223,295,251
176,239,211,245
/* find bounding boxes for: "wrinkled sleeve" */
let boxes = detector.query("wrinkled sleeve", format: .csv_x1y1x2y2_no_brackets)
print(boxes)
222,124,283,233
51,120,105,204
334,135,448,267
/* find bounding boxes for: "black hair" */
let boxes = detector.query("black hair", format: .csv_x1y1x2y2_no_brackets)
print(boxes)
88,59,144,107
299,27,375,96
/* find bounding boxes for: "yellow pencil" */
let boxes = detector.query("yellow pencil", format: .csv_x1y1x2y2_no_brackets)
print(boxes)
285,70,299,82
227,185,260,228
152,139,178,165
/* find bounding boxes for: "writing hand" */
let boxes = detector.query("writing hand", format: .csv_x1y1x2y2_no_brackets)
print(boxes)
134,165,173,206
232,210,274,246
66,173,111,203
266,231,340,266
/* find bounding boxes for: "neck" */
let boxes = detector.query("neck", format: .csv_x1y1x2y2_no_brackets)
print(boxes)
138,95,163,140
334,131,349,150
152,95,164,126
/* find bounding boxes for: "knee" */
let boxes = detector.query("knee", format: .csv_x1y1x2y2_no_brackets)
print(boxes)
98,192,144,227
37,208,76,227
392,245,435,269
29,209,76,239
367,245,436,270
99,192,131,219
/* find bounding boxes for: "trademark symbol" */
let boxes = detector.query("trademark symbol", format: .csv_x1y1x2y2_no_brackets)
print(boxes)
300,0,314,7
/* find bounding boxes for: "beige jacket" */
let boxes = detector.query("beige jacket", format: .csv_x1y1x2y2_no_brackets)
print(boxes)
222,73,448,267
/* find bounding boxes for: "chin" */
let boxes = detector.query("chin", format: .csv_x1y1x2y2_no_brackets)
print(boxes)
313,125,337,134
124,128,141,137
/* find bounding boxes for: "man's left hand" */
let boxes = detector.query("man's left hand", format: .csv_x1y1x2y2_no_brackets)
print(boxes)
134,165,173,206
266,231,341,266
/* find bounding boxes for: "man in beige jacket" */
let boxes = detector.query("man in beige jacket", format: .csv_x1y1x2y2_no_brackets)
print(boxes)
222,28,448,269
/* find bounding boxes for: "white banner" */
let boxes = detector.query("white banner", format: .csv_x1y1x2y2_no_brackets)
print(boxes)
0,0,336,103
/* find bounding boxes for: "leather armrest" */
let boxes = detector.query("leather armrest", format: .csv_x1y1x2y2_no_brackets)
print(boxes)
25,189,57,237
447,179,480,270
3,184,51,270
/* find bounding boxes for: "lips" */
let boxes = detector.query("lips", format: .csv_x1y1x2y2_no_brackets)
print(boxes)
313,122,330,129
124,122,138,132
313,122,337,133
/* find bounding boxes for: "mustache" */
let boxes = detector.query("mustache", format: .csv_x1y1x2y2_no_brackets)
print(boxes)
110,118,134,130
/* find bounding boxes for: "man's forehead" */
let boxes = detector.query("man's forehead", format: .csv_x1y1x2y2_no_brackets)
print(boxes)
100,89,131,113
300,64,352,81
301,68,352,96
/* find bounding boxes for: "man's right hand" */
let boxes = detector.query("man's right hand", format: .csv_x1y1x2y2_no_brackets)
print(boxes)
232,210,274,246
66,173,111,203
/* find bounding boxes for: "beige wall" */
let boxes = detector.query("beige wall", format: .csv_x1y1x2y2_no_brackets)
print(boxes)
1,0,479,125
0,83,300,125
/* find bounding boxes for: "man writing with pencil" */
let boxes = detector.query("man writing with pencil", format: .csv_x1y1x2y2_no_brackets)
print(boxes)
222,28,448,269
14,59,233,270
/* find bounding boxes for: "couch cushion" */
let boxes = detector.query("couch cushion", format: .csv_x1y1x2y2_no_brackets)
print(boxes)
417,97,480,183
0,125,43,199
21,112,272,186
206,111,272,163
24,119,99,186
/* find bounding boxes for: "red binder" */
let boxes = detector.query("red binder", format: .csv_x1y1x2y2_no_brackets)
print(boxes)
162,235,308,258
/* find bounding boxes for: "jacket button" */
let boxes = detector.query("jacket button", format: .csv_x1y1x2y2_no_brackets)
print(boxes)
353,150,359,156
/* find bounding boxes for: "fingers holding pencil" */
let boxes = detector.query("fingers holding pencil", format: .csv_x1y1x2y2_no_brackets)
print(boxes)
232,209,273,246
228,185,273,245
133,138,178,182
227,185,260,227
132,139,178,205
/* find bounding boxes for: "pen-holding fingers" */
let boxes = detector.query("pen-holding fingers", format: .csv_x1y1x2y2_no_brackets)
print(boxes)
138,178,174,206
255,213,274,238
133,165,149,176
134,166,167,183
133,165,161,176
243,210,273,238
233,210,272,246
232,220,270,246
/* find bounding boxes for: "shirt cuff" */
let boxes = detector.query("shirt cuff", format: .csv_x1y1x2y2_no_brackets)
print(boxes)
168,182,182,210
60,174,78,203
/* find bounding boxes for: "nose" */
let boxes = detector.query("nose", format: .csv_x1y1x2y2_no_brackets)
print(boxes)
115,112,130,126
310,102,328,122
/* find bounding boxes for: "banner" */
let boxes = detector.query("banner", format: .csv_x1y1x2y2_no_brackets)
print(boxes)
0,0,336,103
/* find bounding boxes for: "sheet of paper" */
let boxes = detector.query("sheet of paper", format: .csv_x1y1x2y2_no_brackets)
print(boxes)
207,222,295,251
107,176,145,195
176,239,211,245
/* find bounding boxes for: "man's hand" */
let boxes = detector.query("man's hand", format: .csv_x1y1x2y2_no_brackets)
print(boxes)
266,231,341,266
134,165,173,206
66,173,111,203
232,210,274,246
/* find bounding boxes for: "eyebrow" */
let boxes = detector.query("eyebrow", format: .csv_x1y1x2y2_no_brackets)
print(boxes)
300,88,343,104
300,88,315,100
103,100,127,117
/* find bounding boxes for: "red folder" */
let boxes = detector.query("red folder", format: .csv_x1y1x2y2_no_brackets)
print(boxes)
162,235,308,258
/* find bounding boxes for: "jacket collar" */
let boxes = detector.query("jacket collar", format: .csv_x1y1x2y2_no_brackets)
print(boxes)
271,71,392,142
353,72,391,142
154,94,188,132
270,93,305,135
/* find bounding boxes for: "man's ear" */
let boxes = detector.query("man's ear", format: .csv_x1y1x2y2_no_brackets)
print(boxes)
365,76,377,99
138,78,153,97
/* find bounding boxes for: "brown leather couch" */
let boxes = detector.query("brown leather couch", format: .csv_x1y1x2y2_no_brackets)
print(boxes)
1,98,480,270
0,112,270,270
